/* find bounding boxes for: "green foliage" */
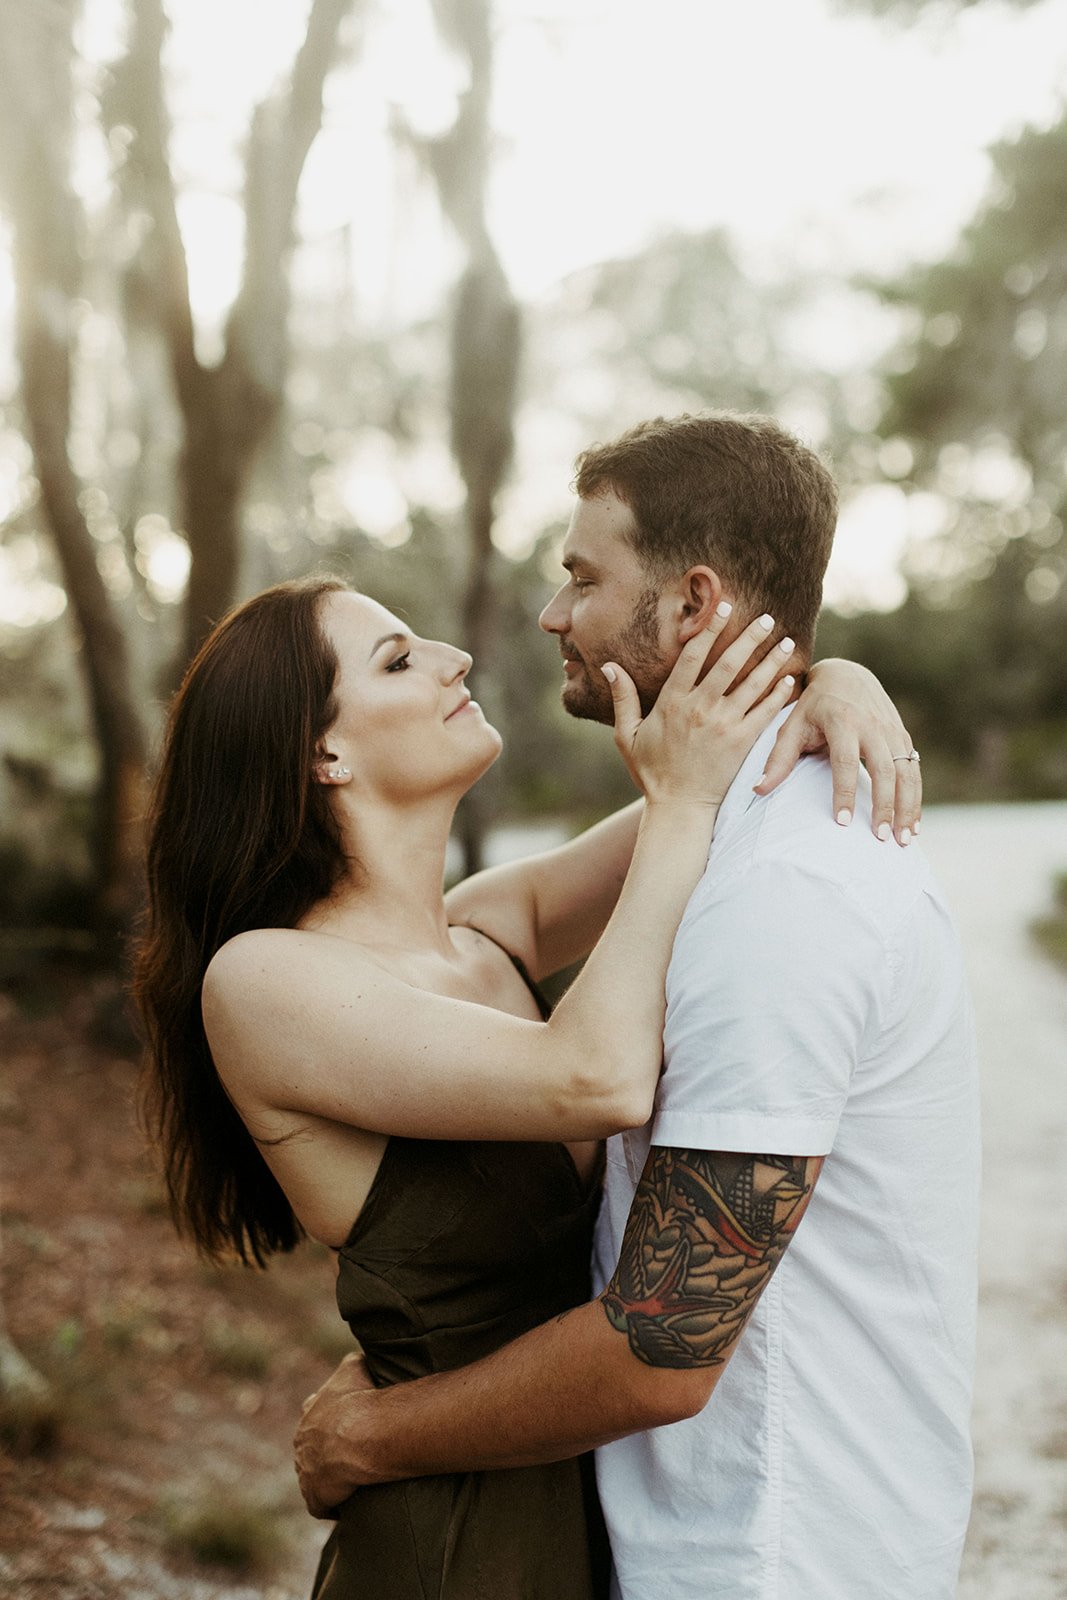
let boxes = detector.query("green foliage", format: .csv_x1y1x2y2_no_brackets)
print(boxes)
817,108,1067,800
881,116,1067,474
817,536,1067,801
51,1318,83,1357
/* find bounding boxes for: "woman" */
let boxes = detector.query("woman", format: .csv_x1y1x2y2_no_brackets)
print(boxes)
134,577,912,1599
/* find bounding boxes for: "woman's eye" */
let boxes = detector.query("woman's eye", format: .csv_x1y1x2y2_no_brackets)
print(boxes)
386,652,411,673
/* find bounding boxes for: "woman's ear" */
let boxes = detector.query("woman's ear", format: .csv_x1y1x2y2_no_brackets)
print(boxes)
313,753,352,786
676,567,727,643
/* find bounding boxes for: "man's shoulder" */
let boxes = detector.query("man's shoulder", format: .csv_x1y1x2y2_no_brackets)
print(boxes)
691,754,935,933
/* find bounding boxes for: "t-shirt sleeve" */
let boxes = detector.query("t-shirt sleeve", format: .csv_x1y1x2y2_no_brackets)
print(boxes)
652,860,888,1156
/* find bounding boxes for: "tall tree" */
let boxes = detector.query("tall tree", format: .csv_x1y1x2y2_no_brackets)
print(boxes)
0,0,147,928
409,0,521,872
108,0,358,668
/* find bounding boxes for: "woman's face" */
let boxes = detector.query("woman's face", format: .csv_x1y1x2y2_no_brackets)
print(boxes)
318,592,502,804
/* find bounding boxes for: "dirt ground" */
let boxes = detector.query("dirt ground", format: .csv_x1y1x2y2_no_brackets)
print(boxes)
0,970,344,1599
4,803,1067,1600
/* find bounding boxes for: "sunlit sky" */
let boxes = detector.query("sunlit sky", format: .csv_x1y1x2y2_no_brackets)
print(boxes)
89,0,1067,307
4,0,1067,623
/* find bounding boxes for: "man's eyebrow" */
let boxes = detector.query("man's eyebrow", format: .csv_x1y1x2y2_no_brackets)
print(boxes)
562,553,597,574
368,631,409,660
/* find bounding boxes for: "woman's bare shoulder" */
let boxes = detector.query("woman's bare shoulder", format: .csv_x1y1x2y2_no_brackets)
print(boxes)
203,926,376,1009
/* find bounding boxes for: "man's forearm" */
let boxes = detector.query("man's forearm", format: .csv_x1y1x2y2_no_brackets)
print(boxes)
328,1300,708,1488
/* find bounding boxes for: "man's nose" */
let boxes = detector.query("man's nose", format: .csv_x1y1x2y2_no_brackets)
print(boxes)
539,587,568,634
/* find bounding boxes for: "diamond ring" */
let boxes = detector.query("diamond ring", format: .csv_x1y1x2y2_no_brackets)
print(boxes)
892,751,920,763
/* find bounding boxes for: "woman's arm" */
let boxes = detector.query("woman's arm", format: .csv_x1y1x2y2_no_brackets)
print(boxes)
203,614,793,1145
444,801,643,981
758,658,922,841
447,659,922,981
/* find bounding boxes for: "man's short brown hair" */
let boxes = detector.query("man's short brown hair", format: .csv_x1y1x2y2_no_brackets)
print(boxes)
573,412,838,656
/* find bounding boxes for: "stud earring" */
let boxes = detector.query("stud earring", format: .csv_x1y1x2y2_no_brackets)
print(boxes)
331,766,350,779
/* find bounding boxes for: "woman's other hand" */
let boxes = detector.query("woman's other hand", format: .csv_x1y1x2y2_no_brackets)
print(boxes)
755,659,921,844
607,606,796,809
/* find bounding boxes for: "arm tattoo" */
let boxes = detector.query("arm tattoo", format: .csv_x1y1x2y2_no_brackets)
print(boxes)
602,1147,823,1369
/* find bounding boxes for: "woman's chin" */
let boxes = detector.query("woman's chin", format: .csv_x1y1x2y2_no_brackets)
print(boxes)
462,724,504,786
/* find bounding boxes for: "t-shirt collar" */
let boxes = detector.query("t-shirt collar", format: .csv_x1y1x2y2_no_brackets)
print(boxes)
712,706,794,841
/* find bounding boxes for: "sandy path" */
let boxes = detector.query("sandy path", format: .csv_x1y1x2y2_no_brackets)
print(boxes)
919,802,1067,1599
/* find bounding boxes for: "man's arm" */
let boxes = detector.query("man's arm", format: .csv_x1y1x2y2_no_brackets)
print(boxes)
295,1143,823,1514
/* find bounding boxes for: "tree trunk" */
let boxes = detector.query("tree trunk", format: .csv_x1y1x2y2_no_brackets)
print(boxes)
18,305,147,923
0,0,146,929
422,1,523,876
177,361,279,666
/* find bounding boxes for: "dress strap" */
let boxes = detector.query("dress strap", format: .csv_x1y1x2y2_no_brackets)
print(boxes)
454,924,552,1021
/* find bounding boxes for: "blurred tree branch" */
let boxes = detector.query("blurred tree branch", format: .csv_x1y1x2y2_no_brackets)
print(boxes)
109,0,359,669
836,0,1043,15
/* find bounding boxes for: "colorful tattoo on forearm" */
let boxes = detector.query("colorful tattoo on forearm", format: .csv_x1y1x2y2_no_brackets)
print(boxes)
602,1147,823,1369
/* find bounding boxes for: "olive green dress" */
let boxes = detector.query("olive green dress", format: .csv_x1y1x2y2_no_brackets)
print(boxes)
310,963,610,1599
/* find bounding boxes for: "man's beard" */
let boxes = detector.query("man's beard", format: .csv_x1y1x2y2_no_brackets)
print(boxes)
561,588,669,725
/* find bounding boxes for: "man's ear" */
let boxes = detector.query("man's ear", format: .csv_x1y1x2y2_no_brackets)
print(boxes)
675,567,727,643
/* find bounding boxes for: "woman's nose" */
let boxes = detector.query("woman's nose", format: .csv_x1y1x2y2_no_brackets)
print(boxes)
444,645,473,681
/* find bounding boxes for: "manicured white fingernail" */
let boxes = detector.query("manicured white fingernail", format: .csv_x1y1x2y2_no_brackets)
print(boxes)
877,822,891,842
758,613,774,631
601,664,616,683
778,636,795,654
836,808,851,827
913,820,921,835
716,600,733,618
900,828,912,846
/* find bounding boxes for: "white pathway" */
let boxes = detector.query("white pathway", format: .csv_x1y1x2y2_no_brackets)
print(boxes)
919,803,1067,1599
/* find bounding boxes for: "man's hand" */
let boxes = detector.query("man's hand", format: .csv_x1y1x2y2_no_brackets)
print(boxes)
756,659,921,844
294,1352,377,1518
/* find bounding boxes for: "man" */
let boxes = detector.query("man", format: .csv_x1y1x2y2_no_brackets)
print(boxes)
296,413,979,1598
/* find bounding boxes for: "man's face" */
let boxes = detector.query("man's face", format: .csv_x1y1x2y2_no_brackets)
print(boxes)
539,490,674,723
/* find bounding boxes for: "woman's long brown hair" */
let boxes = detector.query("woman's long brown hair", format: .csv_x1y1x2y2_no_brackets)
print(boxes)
132,578,348,1264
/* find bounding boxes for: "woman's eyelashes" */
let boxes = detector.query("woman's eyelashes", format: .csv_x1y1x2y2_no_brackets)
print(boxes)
385,652,411,673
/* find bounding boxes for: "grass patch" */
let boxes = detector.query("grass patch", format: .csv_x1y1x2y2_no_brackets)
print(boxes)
202,1315,272,1380
21,1319,126,1436
159,1485,284,1570
1031,871,1067,976
0,1335,60,1454
96,1291,172,1356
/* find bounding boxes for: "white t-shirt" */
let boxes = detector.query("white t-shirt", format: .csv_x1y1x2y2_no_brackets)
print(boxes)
593,714,980,1600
